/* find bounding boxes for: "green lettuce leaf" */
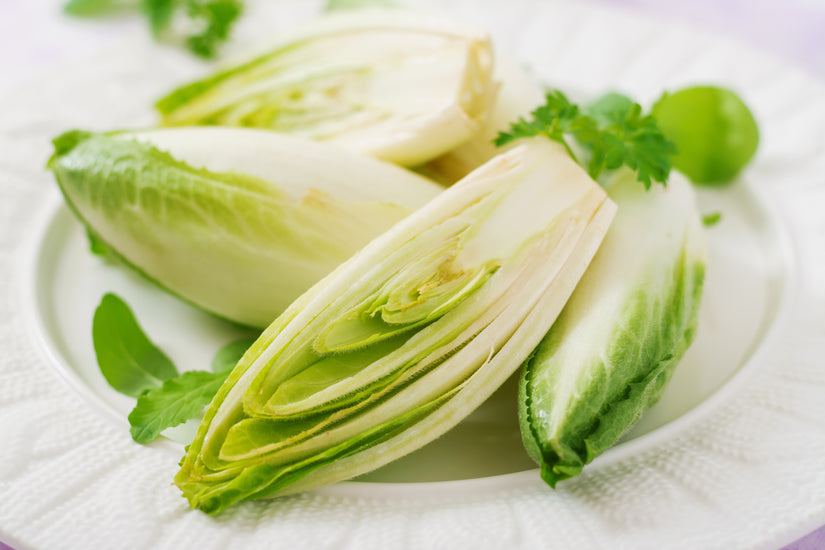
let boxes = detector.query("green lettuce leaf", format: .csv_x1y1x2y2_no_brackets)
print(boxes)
48,128,442,328
518,169,706,486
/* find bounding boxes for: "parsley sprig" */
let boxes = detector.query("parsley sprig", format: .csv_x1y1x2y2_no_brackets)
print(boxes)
495,90,676,188
180,0,243,58
65,0,243,59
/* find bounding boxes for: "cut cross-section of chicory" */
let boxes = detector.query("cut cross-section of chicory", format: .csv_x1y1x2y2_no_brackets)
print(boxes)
47,127,443,328
175,138,616,514
156,11,496,167
518,169,706,487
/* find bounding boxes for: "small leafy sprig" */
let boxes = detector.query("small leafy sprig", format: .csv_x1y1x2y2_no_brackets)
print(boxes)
93,293,256,443
64,0,243,59
495,90,676,189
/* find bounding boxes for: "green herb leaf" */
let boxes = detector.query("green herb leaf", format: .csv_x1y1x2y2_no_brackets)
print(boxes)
184,0,243,58
65,0,242,58
142,0,175,36
92,293,179,397
86,228,113,257
494,90,581,158
583,92,635,124
702,211,722,227
64,0,119,16
582,97,676,189
651,86,759,184
495,90,676,188
128,370,229,443
211,337,256,373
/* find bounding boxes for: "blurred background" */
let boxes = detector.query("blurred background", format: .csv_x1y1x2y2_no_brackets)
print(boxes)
1,0,824,98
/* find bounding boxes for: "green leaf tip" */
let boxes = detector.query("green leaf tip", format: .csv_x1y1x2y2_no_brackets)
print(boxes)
49,130,93,167
702,211,722,227
92,292,179,398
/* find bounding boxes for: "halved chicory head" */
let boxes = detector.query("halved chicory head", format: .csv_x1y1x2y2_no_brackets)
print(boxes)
47,127,443,328
174,138,616,514
518,169,706,487
155,11,497,167
424,53,546,183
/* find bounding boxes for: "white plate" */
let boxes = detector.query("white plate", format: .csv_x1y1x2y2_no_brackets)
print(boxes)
1,1,824,549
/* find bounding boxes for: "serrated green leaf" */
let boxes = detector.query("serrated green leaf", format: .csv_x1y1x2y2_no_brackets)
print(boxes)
92,293,179,397
496,90,675,188
129,370,229,444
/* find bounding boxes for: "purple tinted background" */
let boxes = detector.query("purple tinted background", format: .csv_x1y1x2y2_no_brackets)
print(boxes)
0,1,823,549
590,0,825,78
782,528,825,550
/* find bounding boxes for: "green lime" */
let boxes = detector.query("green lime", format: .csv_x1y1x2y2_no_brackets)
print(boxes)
652,86,759,184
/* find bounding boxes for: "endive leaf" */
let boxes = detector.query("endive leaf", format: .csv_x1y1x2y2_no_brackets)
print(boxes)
156,11,496,166
519,169,706,487
48,127,442,327
175,138,616,514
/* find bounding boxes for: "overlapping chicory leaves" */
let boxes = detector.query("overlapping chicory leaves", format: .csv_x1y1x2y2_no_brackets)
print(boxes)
50,5,755,510
48,127,443,327
156,11,497,166
174,139,616,514
518,169,706,486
